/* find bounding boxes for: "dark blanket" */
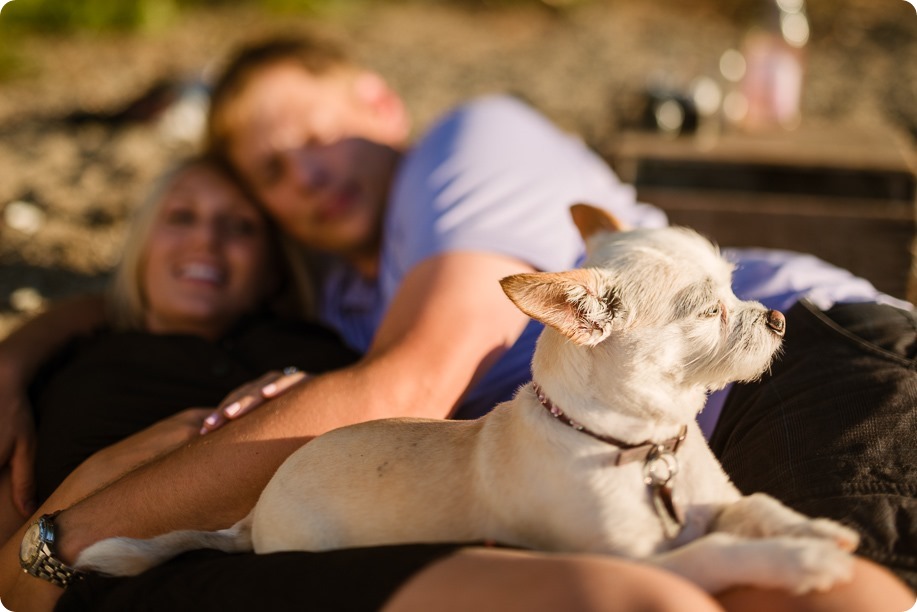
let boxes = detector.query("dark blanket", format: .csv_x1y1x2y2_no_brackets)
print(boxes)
57,544,466,612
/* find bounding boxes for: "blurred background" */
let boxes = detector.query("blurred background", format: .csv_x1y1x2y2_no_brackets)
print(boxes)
0,0,915,337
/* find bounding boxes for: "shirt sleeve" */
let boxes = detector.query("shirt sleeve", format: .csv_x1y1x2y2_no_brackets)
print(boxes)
380,95,667,299
724,247,913,312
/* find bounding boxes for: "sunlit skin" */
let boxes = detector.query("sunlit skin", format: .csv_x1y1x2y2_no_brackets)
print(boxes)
220,61,408,278
142,164,278,339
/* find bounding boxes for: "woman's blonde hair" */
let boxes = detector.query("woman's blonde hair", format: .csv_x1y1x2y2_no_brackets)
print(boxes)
106,154,316,331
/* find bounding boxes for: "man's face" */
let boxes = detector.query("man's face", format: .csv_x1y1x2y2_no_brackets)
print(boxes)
223,62,403,262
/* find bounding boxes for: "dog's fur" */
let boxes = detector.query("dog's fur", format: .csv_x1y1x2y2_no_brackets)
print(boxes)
77,204,859,594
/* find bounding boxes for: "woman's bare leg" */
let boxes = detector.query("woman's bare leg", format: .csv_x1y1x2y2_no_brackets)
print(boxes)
717,556,915,612
384,547,723,612
387,547,915,612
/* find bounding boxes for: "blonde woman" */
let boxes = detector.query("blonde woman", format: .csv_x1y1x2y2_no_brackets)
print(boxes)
0,155,357,543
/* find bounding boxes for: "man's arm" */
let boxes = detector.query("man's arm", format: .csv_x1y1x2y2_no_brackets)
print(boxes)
0,294,107,517
3,252,532,591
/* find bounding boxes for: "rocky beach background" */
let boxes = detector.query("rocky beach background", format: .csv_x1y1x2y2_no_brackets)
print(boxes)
1,0,915,337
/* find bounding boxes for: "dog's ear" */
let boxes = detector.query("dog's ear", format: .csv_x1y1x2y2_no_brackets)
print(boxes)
569,203,628,242
500,269,618,346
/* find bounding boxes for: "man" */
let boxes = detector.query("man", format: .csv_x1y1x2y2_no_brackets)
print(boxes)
0,35,912,610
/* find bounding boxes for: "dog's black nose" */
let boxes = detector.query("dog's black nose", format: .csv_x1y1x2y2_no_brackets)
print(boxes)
766,309,786,337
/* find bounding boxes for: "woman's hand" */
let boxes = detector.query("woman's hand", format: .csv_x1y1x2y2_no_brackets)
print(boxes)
199,368,309,435
0,363,38,517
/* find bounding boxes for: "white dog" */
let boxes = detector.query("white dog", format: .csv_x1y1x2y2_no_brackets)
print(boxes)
77,204,859,594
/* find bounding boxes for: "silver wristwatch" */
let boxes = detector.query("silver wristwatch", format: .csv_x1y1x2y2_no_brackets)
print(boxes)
19,512,83,588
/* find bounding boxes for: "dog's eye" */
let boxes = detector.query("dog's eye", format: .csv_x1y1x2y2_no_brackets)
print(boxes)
701,305,720,318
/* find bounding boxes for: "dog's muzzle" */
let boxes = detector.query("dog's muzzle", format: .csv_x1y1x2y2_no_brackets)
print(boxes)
766,309,786,337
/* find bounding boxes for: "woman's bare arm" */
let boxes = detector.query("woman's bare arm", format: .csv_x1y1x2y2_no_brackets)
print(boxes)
0,294,107,516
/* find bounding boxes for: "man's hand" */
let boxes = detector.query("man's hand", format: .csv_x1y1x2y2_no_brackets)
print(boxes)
199,369,308,435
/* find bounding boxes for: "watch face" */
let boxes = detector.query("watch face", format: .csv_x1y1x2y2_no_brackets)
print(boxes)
19,522,41,567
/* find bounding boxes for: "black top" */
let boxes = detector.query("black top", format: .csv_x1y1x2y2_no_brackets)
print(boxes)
31,314,360,503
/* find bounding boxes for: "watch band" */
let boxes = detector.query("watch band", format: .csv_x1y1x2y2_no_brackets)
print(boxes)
27,545,82,588
21,512,84,589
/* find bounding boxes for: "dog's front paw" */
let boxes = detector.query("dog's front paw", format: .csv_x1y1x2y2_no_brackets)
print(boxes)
780,518,860,553
649,531,857,595
716,494,860,553
786,538,853,594
756,537,853,595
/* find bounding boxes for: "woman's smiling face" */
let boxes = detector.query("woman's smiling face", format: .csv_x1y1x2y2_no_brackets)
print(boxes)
141,163,278,339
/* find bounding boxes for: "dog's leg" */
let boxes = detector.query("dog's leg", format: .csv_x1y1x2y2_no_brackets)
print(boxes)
648,531,855,594
712,493,860,552
75,513,254,577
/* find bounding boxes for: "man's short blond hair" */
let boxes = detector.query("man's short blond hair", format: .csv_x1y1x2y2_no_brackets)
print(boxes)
206,34,357,156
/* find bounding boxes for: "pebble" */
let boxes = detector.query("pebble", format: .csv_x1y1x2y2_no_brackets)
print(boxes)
9,287,45,313
3,200,46,235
